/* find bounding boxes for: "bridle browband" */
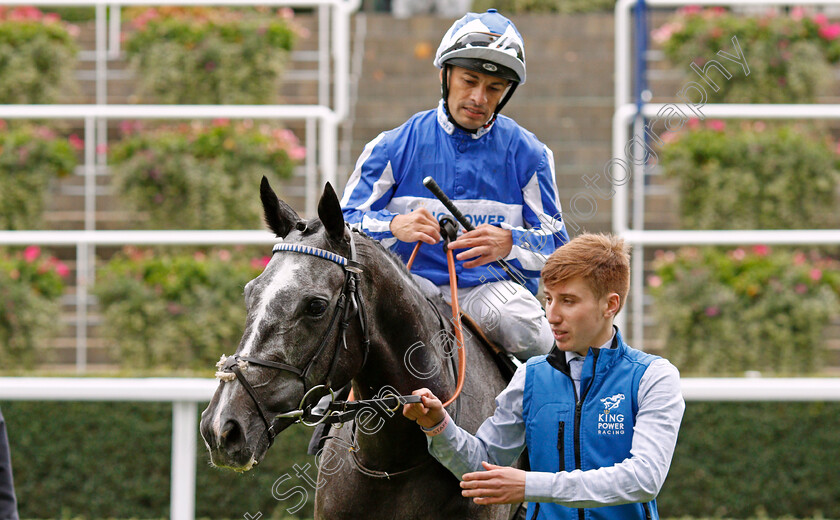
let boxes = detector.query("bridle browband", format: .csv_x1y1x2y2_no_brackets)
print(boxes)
216,226,372,447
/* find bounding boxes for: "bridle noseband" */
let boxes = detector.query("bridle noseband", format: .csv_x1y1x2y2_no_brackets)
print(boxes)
216,227,371,446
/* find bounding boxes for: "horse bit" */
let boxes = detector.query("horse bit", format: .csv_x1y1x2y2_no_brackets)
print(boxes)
215,225,419,447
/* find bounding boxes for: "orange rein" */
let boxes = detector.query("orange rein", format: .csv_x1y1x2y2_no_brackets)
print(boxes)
348,243,465,406
406,242,466,408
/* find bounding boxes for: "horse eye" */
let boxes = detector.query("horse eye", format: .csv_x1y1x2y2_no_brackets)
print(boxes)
307,299,328,317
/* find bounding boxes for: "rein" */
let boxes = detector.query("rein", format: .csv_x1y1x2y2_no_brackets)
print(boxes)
405,222,466,408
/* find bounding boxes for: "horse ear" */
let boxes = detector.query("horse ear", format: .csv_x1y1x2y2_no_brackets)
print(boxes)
318,182,346,241
260,176,301,238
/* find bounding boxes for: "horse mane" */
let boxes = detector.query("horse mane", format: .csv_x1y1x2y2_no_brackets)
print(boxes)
349,226,423,292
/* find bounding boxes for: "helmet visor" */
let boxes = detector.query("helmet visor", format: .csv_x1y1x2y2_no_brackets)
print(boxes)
442,31,525,64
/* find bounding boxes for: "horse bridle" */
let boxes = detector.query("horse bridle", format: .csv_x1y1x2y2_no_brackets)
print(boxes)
216,226,371,446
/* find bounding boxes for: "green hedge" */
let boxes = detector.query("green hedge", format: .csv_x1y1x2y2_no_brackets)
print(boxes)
650,247,840,376
2,400,839,518
471,0,614,14
0,123,79,231
654,8,840,103
3,401,316,519
0,7,79,104
659,121,840,231
0,247,69,369
124,7,297,104
110,122,301,230
93,248,267,370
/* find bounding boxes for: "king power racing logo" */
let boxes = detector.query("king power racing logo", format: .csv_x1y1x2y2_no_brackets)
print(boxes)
597,393,626,435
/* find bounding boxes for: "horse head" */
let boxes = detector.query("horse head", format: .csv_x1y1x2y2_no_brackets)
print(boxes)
200,177,370,471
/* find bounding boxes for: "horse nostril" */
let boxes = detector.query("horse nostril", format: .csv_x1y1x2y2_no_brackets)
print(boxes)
221,419,244,450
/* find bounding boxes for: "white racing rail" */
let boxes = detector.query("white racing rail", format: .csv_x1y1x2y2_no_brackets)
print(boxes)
613,0,840,341
0,0,361,372
1,376,840,519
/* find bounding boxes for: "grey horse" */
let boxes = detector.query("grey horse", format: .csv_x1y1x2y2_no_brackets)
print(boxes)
200,178,521,519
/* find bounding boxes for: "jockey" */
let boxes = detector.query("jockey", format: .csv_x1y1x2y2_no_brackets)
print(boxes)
340,9,568,361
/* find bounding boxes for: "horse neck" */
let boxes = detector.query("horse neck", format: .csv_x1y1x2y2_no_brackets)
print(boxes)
354,241,455,399
349,240,456,459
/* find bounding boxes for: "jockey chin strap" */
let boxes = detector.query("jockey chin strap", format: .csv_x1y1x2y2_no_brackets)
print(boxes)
215,226,372,447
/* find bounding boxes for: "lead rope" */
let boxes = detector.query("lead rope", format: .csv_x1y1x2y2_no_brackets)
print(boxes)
405,241,465,408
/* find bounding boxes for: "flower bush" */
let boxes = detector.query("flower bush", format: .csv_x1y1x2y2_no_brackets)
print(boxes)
0,122,79,230
654,7,840,103
649,246,840,375
124,7,299,104
94,247,270,370
109,120,304,229
0,246,69,368
0,6,79,103
471,0,614,13
659,119,840,230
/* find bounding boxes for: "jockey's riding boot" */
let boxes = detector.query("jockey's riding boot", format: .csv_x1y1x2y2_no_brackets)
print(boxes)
306,383,352,456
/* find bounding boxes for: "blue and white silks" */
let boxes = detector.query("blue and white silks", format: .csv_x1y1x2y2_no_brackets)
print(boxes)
340,101,569,294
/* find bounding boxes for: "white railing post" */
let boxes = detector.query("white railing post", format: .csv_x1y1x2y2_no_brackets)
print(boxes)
171,401,198,520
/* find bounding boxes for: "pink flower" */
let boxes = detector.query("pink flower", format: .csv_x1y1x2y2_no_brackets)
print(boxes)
753,121,766,132
704,306,720,317
23,246,41,263
790,6,806,21
730,248,746,261
813,13,829,27
648,275,662,288
55,261,70,278
793,252,807,265
43,12,60,24
212,118,230,127
289,146,306,161
66,24,80,38
278,7,294,19
68,134,84,151
660,131,679,144
818,23,840,41
678,5,702,16
707,119,726,132
250,256,272,270
35,126,56,139
752,244,770,256
795,283,808,294
119,120,143,135
688,118,701,130
96,143,108,155
652,22,683,44
193,251,206,261
810,268,823,281
0,119,6,131
218,249,231,261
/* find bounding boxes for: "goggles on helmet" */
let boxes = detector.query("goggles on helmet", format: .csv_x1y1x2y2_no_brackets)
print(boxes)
442,31,525,65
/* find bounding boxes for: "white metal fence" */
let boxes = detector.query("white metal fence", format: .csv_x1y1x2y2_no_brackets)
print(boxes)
2,376,839,519
612,0,840,346
0,0,360,372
